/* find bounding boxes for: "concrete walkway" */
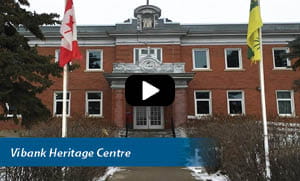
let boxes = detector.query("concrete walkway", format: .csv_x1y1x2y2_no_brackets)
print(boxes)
107,167,196,181
107,129,197,181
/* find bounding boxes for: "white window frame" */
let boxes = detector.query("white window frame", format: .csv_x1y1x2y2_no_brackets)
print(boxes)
224,48,243,70
272,47,291,69
53,91,71,116
192,48,210,70
227,90,245,115
86,49,103,71
4,103,22,118
276,90,295,117
85,91,103,117
55,49,60,63
133,48,163,64
194,90,212,116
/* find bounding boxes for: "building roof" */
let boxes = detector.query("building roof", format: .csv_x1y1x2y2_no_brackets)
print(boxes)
18,3,300,45
19,22,300,38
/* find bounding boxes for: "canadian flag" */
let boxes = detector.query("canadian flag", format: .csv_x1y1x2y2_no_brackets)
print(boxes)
59,0,82,67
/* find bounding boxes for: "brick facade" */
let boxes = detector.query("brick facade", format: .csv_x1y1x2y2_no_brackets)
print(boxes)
20,5,299,129
34,42,299,128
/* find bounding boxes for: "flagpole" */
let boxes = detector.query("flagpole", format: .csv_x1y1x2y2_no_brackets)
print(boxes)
62,64,68,138
258,17,271,181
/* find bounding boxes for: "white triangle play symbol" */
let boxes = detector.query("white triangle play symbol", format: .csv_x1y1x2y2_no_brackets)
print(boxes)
142,81,160,101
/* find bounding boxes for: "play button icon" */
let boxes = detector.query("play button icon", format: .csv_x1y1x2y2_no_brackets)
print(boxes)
125,75,175,106
142,81,160,100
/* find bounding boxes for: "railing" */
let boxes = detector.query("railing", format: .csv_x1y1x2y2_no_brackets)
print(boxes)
125,118,129,137
171,117,176,138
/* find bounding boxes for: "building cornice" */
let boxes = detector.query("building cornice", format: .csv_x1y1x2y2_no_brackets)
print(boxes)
19,23,300,47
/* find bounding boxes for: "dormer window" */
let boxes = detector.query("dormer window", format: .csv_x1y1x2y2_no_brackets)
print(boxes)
134,4,161,30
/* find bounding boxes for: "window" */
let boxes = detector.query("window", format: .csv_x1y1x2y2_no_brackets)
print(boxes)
55,49,60,63
227,91,245,115
4,103,22,118
273,48,290,69
276,90,294,116
86,91,103,117
225,48,242,69
86,50,103,70
54,92,70,116
134,48,162,63
193,49,210,69
194,91,212,116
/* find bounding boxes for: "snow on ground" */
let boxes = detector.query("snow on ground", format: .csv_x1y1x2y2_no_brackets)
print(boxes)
0,167,6,181
186,167,230,181
94,167,125,181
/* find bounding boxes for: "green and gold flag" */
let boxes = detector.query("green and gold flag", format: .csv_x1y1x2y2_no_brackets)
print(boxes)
247,0,263,63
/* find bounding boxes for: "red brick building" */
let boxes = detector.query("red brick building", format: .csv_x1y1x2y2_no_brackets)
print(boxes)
23,4,300,129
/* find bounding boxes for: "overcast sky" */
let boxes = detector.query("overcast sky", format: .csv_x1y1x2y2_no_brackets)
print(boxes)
26,0,300,25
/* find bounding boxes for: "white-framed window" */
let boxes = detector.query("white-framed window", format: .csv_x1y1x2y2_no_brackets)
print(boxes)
53,91,70,116
86,49,103,71
194,91,212,116
4,103,22,118
276,90,295,116
227,90,245,115
192,49,210,70
134,48,162,63
55,49,60,63
273,48,291,69
86,91,103,117
225,48,242,69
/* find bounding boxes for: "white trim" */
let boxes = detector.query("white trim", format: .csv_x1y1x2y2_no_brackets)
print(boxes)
227,90,245,116
224,48,243,70
4,103,22,118
133,47,163,64
133,106,164,129
133,107,148,129
85,91,103,117
53,91,71,116
272,47,291,70
27,36,296,47
276,90,295,117
55,49,60,63
192,48,210,70
194,90,212,116
149,107,164,129
116,41,181,46
181,36,295,46
28,40,116,47
86,49,103,71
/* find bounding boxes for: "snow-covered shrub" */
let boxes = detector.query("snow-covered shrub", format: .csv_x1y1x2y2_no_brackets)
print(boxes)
4,116,117,181
186,115,300,181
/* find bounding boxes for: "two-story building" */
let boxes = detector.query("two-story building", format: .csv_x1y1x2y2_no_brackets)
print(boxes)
23,4,300,129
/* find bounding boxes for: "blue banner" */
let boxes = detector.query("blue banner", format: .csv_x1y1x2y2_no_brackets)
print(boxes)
0,138,218,167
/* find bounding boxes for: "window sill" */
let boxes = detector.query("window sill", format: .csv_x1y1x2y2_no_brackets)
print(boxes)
278,114,296,118
192,69,212,72
228,113,245,116
224,69,245,72
272,68,293,71
87,115,104,118
187,115,212,120
4,114,22,119
54,115,71,117
84,70,104,73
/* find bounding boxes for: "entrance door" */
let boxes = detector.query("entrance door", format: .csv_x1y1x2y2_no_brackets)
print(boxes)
134,106,164,129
